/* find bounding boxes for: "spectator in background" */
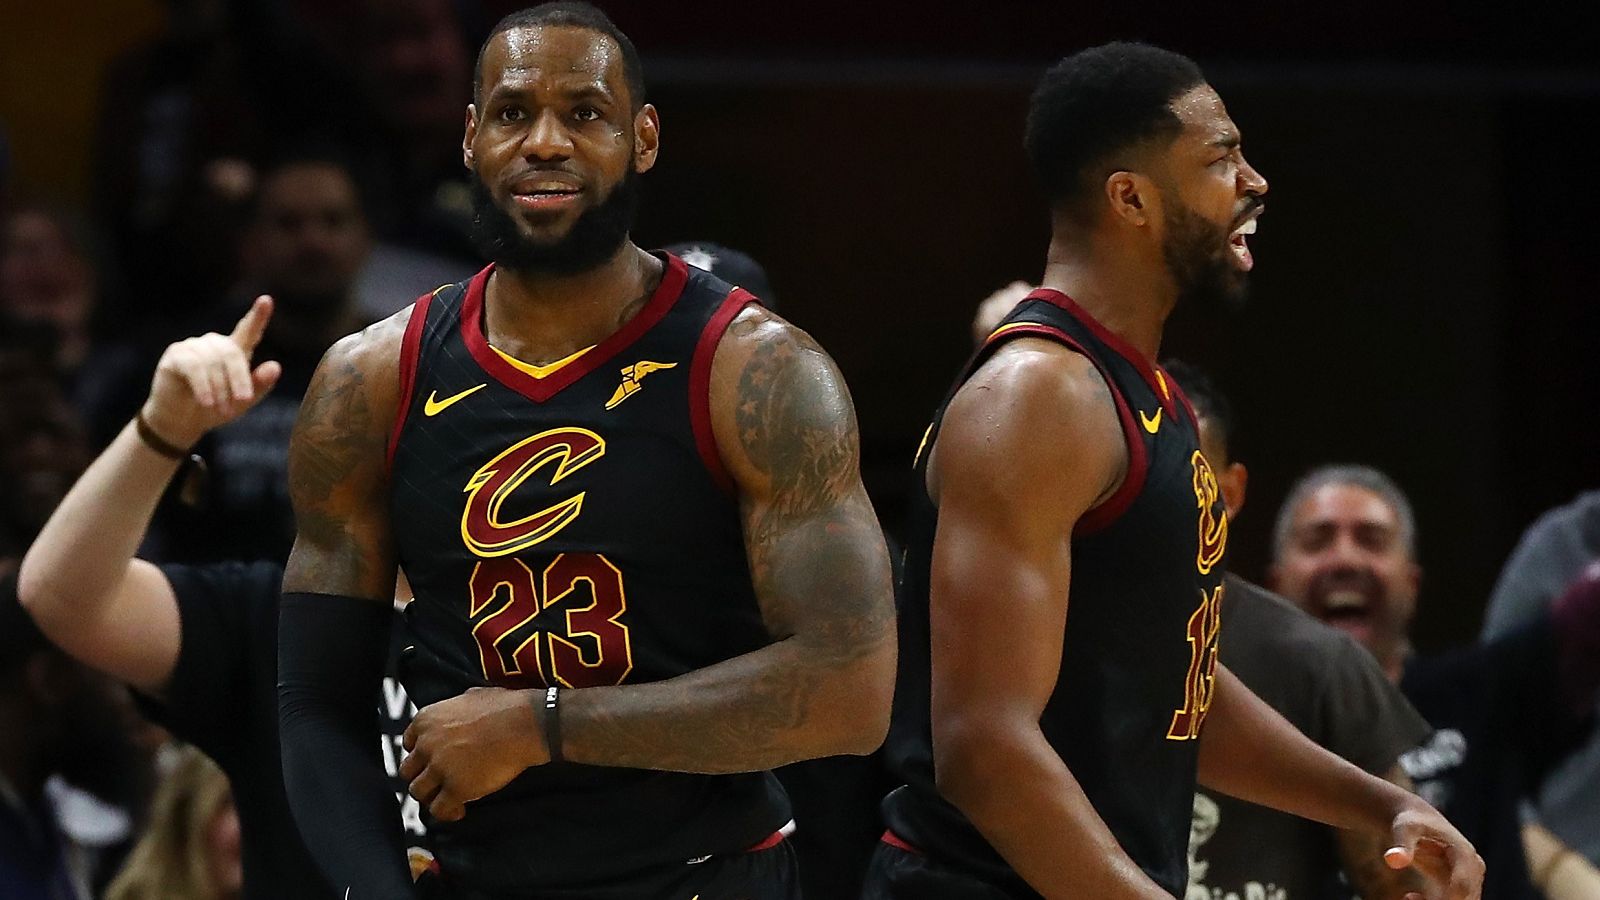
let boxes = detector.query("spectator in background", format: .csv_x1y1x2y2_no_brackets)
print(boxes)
149,153,378,564
291,0,483,263
91,0,271,327
0,203,147,431
106,745,241,900
1269,465,1600,899
1,574,150,899
1483,491,1600,868
0,381,91,577
665,241,780,310
1165,362,1431,900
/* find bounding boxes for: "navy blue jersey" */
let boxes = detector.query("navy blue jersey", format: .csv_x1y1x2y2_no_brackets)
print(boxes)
387,254,790,890
881,289,1229,897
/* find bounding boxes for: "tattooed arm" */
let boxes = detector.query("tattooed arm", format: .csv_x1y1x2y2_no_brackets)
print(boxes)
278,310,413,896
280,310,406,600
400,306,895,820
563,306,895,768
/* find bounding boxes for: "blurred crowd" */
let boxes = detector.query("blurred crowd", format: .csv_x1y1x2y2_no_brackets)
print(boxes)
1,2,1598,899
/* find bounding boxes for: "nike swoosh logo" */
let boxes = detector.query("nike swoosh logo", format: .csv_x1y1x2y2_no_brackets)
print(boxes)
1140,408,1162,434
424,384,486,416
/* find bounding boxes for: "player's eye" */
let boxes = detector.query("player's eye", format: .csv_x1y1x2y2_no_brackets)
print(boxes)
573,106,601,123
498,106,526,123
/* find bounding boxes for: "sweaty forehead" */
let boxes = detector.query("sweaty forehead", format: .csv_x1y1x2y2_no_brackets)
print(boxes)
482,25,624,97
1169,84,1238,147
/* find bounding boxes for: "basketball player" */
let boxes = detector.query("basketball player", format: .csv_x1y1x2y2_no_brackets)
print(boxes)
864,43,1482,899
17,299,430,896
276,4,896,898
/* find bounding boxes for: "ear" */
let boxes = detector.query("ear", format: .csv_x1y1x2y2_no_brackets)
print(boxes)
462,104,479,170
633,104,661,174
1104,171,1156,228
1220,461,1248,520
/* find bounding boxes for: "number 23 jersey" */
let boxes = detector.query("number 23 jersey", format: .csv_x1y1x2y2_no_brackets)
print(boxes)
387,254,790,888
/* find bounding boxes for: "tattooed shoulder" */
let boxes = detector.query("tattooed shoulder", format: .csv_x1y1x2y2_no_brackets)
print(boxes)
712,305,860,493
282,307,411,593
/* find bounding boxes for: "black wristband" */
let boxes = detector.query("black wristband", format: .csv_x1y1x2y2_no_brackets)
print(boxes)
543,685,563,763
135,410,191,459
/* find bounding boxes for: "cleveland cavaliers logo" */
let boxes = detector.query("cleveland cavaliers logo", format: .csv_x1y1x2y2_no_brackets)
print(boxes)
460,428,606,558
1191,450,1228,575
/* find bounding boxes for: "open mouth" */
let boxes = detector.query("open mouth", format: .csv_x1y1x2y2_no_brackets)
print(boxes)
1228,216,1258,271
511,178,583,212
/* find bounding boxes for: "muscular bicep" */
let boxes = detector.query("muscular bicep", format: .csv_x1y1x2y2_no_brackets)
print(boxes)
708,307,893,662
282,313,407,600
928,343,1126,729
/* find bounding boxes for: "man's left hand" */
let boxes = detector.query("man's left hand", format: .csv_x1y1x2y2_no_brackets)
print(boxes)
1383,802,1485,900
400,686,550,822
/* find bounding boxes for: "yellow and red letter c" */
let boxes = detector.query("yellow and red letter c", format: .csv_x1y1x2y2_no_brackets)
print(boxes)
460,427,606,558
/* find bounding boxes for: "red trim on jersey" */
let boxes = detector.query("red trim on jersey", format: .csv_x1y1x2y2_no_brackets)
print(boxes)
460,256,690,404
1026,288,1179,418
689,287,754,495
880,829,922,855
979,322,1149,536
1161,363,1204,440
746,829,788,852
386,292,434,475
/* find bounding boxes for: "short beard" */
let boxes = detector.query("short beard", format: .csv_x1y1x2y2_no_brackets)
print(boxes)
469,167,640,276
1163,199,1248,311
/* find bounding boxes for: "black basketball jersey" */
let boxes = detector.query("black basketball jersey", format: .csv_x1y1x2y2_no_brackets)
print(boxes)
387,254,790,890
880,289,1229,897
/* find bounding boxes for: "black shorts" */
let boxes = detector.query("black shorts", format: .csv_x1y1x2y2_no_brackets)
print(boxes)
416,839,800,900
860,839,1026,900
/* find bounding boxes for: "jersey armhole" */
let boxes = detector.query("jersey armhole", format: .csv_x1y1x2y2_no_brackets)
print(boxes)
385,291,435,476
978,323,1148,536
689,287,756,494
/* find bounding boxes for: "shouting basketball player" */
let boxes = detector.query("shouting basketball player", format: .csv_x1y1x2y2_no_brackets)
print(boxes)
865,43,1483,900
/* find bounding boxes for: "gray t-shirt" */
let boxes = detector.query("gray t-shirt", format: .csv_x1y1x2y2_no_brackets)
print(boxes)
1482,490,1600,863
1188,576,1430,900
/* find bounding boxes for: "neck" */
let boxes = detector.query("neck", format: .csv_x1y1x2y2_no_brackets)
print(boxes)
485,243,662,362
1039,230,1176,364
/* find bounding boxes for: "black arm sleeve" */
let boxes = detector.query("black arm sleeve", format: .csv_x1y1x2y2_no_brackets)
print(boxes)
278,591,413,898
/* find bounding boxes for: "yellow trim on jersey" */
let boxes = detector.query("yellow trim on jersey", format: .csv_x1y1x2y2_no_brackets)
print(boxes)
491,344,595,379
1156,369,1171,401
986,321,1039,342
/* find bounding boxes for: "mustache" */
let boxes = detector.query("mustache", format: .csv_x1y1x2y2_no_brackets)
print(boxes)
1231,198,1266,230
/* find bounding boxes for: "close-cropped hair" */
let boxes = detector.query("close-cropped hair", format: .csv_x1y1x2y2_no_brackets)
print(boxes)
1025,42,1205,221
474,2,646,109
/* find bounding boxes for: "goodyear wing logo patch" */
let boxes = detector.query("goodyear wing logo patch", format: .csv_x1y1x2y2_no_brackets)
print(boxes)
605,360,678,410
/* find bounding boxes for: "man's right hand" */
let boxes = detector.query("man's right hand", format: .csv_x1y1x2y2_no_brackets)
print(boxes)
140,295,283,448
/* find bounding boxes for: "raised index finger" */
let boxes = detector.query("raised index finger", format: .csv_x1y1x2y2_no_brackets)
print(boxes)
230,295,274,353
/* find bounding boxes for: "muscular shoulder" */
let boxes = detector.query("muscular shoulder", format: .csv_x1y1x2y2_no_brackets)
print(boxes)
298,306,414,439
931,337,1125,508
708,304,859,492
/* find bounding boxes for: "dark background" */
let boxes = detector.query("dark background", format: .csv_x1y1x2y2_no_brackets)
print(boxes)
5,0,1597,651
